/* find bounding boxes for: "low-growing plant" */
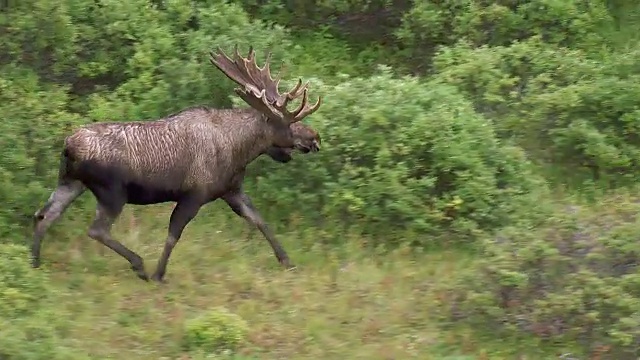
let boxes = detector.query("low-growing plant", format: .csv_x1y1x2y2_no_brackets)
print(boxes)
183,307,249,355
441,191,640,359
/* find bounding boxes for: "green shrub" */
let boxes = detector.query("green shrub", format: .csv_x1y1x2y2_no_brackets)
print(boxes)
0,66,85,243
80,0,293,121
183,307,249,355
442,191,640,359
433,37,640,187
395,0,613,73
249,66,547,245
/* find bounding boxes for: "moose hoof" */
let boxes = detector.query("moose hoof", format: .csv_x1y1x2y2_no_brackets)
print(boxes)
150,273,168,284
283,263,297,272
131,266,149,282
31,258,41,269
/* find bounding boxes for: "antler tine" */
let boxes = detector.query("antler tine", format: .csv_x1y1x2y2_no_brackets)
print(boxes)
262,58,280,92
210,46,233,67
265,56,283,100
253,51,283,101
290,80,309,99
237,46,253,75
247,46,255,63
210,44,322,124
276,61,285,81
273,61,286,91
231,44,243,69
250,49,273,94
210,46,257,92
245,46,259,77
275,79,303,107
289,88,309,117
287,79,304,98
229,45,247,75
232,45,254,66
293,95,322,122
258,52,272,75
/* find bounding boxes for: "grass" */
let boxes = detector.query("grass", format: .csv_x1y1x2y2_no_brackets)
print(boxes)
34,202,482,359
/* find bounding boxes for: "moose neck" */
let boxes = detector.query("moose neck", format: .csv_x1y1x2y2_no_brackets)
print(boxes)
214,108,284,172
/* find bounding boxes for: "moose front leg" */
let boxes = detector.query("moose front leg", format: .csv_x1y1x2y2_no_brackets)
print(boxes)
222,191,294,269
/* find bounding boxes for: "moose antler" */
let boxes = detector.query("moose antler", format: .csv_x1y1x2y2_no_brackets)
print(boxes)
210,45,322,124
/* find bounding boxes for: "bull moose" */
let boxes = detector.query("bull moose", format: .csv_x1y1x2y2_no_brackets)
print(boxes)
31,45,323,282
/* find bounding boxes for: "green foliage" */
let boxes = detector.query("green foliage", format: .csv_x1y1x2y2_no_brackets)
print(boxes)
0,65,83,242
183,307,249,355
239,0,401,43
433,37,640,186
79,0,293,120
0,317,83,360
395,0,614,73
285,30,374,78
2,0,293,114
443,192,640,358
0,0,78,80
249,67,546,244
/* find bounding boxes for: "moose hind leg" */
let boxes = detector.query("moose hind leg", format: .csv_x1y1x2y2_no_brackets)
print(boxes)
32,180,86,268
88,196,148,281
223,191,294,269
151,200,202,283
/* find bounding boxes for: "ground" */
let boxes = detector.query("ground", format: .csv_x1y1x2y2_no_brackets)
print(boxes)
38,202,493,359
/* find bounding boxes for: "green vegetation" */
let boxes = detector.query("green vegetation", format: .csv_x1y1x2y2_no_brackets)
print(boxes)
1,0,640,358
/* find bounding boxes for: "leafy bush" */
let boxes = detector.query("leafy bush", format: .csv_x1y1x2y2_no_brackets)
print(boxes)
250,67,546,245
433,37,640,186
0,66,86,242
78,0,293,120
395,0,613,73
442,192,640,358
183,307,249,355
